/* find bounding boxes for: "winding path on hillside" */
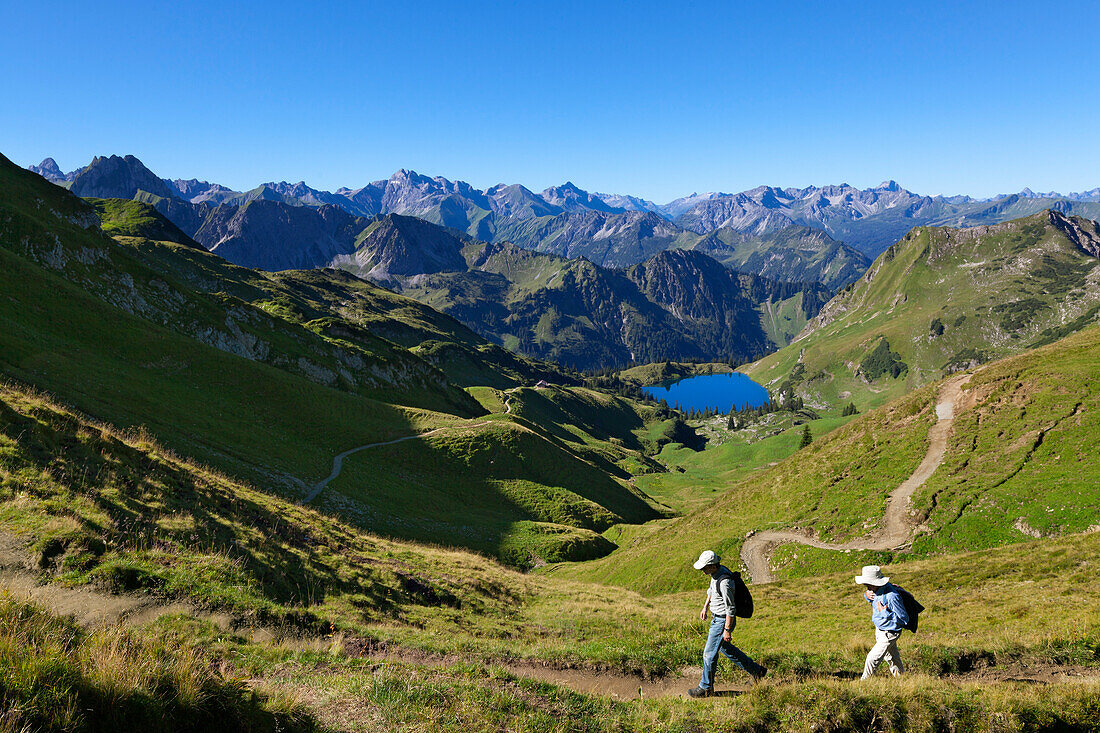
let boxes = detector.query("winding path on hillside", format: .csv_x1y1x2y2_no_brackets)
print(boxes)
740,372,974,584
299,389,517,505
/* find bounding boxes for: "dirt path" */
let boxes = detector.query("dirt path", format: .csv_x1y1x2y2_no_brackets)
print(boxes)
320,638,749,700
300,388,522,505
740,372,974,584
0,532,279,639
299,430,451,505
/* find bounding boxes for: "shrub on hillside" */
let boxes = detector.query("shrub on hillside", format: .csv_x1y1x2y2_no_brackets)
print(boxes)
859,338,907,380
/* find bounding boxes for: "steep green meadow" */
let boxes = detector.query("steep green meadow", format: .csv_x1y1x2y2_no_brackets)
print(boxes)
747,211,1100,414
0,155,661,565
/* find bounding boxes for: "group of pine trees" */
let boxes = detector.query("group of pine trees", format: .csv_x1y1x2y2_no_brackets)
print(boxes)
725,391,804,430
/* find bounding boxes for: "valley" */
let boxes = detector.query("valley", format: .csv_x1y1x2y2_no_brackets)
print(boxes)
2,151,1099,732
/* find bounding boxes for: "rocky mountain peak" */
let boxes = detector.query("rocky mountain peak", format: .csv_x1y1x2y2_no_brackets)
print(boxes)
70,154,178,201
28,157,67,182
541,182,623,214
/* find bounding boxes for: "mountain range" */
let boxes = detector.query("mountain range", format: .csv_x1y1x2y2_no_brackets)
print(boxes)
32,155,1100,263
335,216,832,369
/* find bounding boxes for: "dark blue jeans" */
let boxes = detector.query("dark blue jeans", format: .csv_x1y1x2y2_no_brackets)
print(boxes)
700,614,762,688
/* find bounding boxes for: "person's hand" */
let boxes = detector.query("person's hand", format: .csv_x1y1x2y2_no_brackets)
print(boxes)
699,608,707,621
864,589,875,601
722,628,731,642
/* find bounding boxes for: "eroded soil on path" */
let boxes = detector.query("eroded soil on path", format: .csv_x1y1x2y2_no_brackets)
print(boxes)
741,372,975,583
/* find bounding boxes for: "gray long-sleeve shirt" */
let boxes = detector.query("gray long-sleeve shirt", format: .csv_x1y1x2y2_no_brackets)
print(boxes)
707,565,737,617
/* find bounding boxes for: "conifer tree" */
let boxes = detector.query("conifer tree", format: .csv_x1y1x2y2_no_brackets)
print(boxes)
799,424,813,449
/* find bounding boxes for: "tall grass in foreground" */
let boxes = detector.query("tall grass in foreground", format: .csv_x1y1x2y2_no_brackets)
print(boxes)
262,660,1100,732
0,597,314,732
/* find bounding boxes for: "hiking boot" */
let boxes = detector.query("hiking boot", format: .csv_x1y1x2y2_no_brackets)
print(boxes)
687,685,713,698
750,666,768,683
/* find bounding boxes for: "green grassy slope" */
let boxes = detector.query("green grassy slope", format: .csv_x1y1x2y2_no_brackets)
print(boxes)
747,210,1100,415
556,322,1100,593
4,372,1096,684
0,155,658,563
1,291,1097,732
0,380,528,623
89,196,199,247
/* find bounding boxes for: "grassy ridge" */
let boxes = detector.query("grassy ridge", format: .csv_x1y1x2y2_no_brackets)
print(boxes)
317,384,670,566
747,211,1100,414
88,197,197,246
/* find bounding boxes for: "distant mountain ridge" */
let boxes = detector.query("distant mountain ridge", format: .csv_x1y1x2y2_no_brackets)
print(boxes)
332,216,831,370
27,153,1100,272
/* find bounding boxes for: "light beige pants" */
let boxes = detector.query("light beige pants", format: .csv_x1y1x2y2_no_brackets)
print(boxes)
862,628,904,679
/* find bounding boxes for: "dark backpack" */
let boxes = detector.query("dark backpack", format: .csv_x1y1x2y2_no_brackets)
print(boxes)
893,585,924,633
732,571,753,618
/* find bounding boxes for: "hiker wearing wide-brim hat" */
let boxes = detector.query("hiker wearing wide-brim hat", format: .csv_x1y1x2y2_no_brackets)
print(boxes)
687,550,766,698
855,565,909,679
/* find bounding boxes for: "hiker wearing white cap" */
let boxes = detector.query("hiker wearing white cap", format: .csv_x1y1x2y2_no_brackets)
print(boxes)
855,565,909,679
687,550,766,697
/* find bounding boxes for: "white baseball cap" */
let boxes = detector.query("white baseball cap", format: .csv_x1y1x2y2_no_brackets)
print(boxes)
693,550,720,570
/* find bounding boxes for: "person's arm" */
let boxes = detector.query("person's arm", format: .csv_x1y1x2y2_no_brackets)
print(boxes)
886,590,909,626
699,589,710,621
720,578,734,639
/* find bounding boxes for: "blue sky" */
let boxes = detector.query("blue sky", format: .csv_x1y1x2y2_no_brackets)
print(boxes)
3,1,1098,202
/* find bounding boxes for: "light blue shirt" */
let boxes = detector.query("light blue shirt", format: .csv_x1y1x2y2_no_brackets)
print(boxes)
866,583,909,631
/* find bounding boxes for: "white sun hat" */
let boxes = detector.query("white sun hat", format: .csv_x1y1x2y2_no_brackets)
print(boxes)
693,550,720,570
854,565,890,586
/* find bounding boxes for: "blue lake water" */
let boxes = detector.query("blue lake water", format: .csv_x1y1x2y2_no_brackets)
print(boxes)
642,372,770,413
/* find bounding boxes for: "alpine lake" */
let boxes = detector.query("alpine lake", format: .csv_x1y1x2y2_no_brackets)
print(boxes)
642,371,770,413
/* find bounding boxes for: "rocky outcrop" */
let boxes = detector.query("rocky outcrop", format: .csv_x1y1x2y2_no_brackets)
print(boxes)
195,200,366,271
335,214,468,280
69,155,179,201
1048,209,1100,259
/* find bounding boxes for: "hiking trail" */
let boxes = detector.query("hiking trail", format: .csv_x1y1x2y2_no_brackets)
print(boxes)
299,388,518,505
740,372,974,584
